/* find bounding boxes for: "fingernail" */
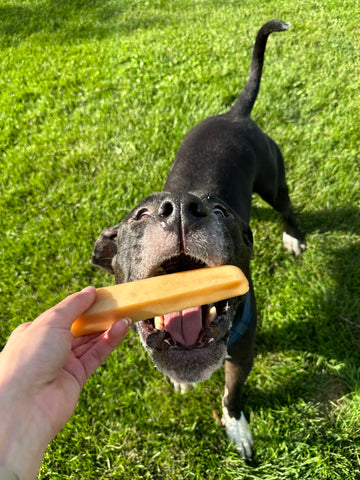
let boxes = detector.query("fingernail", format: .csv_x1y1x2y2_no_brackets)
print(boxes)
121,318,132,327
81,286,95,293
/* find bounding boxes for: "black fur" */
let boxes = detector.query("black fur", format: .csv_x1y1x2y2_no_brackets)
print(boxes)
91,20,305,456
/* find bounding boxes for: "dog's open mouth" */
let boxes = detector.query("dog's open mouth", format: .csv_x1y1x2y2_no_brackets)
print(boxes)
151,302,227,348
139,254,230,350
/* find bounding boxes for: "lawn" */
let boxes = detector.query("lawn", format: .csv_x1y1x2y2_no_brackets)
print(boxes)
1,0,359,478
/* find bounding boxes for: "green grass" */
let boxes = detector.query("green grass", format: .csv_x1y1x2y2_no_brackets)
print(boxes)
1,0,360,478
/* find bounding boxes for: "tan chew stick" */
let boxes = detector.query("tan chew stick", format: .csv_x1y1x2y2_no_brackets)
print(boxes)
71,265,249,337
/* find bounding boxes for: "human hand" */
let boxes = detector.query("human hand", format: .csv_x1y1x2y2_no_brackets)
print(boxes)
0,287,130,480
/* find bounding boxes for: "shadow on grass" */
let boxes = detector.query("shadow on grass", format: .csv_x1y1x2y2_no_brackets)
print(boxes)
0,0,171,43
252,204,360,236
250,205,360,408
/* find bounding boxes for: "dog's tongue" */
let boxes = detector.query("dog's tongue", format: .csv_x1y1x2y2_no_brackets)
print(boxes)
164,307,203,347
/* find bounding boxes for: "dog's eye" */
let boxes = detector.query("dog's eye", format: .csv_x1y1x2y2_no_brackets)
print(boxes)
135,209,150,221
213,205,228,218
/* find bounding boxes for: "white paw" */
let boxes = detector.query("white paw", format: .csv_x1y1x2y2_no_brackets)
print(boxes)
170,379,195,393
283,231,306,257
222,408,254,458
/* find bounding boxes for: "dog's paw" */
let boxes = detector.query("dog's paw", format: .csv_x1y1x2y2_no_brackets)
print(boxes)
283,231,306,257
222,409,254,458
170,379,195,393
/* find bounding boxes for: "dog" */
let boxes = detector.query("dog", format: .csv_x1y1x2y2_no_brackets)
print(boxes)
90,20,305,457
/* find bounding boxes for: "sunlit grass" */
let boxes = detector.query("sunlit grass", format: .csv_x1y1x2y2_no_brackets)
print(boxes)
1,0,359,478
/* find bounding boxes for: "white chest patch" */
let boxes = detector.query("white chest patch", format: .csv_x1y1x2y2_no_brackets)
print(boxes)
170,379,196,393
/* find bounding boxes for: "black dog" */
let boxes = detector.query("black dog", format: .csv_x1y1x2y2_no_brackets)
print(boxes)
91,20,305,457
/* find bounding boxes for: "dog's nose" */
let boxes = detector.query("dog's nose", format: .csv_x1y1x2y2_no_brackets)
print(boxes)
158,199,175,219
157,195,208,230
182,196,208,222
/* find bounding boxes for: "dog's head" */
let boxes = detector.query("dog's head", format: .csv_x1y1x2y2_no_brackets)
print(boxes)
91,191,253,383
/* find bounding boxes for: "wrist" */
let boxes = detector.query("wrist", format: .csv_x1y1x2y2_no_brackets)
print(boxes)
0,466,23,479
0,397,49,480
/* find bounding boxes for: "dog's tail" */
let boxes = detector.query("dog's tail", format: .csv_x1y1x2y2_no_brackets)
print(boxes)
230,20,290,118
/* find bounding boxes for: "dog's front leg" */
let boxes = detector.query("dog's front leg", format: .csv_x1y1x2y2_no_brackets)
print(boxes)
222,359,254,457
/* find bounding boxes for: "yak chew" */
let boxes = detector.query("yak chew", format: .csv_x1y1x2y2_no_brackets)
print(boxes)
71,265,249,337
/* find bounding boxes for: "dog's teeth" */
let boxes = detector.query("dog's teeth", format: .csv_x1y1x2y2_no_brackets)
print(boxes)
207,305,217,323
154,315,164,330
209,305,217,315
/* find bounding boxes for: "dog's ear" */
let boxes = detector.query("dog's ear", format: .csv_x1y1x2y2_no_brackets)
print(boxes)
90,224,120,274
243,224,253,250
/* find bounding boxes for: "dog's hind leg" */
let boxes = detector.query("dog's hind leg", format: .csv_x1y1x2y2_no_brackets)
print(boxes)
256,147,306,257
270,182,306,257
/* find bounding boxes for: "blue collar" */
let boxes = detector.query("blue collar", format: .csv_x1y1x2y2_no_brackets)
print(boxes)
227,291,252,349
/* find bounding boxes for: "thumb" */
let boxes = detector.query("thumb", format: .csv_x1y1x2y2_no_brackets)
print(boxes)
34,287,97,330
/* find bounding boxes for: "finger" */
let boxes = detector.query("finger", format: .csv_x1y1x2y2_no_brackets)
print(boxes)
70,318,131,361
35,287,96,330
104,318,132,349
78,318,130,382
71,332,104,357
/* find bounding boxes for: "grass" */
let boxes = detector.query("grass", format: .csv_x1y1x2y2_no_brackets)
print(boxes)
1,0,359,478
